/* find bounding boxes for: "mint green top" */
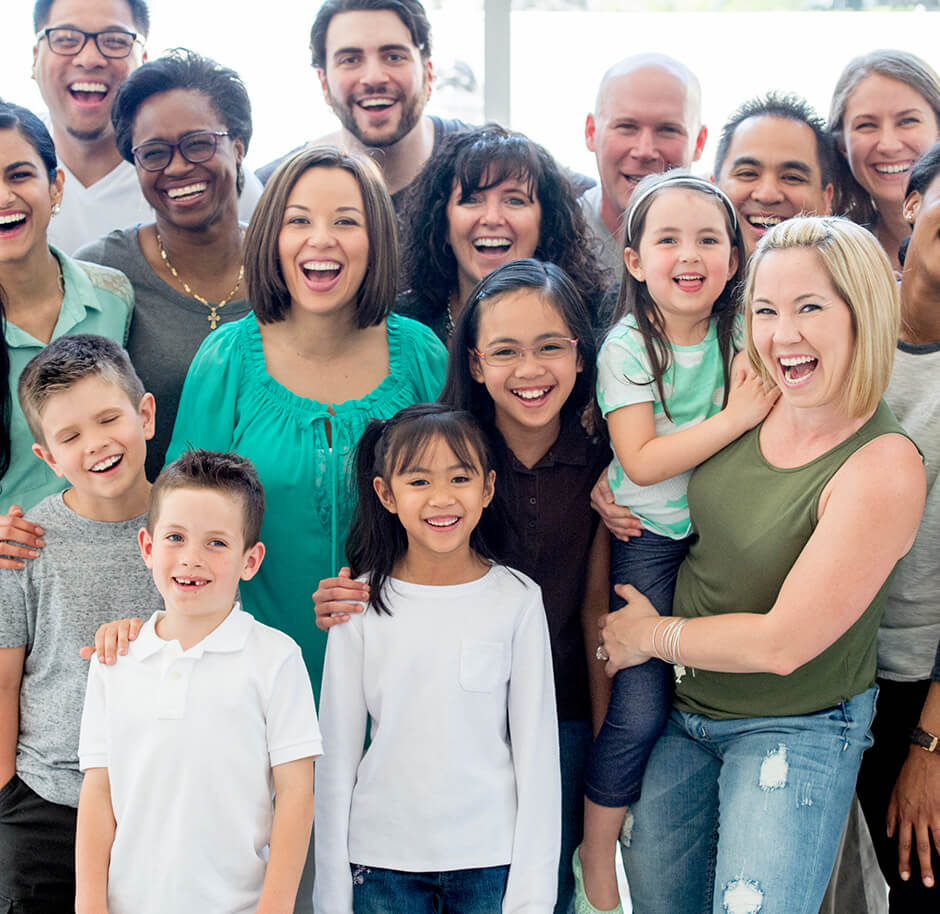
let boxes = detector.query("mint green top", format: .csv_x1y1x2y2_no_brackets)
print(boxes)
596,314,742,539
166,312,447,694
674,400,912,720
1,248,134,514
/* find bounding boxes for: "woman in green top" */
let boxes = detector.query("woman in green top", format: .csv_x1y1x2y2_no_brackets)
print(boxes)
596,217,925,914
0,102,133,539
165,146,447,693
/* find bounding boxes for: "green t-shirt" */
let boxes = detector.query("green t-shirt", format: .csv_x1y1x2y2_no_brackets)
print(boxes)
596,314,740,539
674,400,911,719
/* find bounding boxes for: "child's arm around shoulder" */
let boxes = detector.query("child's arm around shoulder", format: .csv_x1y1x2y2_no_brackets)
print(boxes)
605,347,778,487
504,574,561,913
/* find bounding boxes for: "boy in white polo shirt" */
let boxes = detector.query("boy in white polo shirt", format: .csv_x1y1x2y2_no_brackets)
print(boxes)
76,450,321,914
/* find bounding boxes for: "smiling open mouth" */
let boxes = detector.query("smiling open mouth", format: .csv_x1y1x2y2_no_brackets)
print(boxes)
674,273,705,291
473,237,512,254
747,214,783,230
69,81,108,103
166,182,207,200
873,162,912,175
425,516,459,528
512,386,553,403
172,577,209,588
779,355,818,385
358,98,396,111
0,213,27,234
89,454,122,473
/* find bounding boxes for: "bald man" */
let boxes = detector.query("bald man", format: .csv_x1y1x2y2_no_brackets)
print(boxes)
580,54,707,273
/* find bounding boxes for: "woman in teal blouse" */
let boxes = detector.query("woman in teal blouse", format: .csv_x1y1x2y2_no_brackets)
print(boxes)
166,147,447,694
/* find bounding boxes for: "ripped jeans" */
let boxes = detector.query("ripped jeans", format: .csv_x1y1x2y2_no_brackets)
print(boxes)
620,687,877,914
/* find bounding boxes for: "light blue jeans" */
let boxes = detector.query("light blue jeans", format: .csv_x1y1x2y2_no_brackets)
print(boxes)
620,687,877,914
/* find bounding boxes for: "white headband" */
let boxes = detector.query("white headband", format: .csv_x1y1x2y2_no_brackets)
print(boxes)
624,173,740,246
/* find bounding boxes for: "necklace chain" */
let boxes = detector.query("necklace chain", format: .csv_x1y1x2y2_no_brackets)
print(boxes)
155,231,244,330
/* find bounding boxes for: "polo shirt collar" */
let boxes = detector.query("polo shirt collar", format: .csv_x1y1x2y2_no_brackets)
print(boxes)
129,604,252,661
4,246,104,349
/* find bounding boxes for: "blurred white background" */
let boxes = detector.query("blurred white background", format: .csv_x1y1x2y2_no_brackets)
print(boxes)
4,2,938,183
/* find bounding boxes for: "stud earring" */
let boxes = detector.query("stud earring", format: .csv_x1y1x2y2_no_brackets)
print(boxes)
51,202,61,216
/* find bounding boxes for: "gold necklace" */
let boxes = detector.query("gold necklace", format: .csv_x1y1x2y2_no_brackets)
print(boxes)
155,231,244,330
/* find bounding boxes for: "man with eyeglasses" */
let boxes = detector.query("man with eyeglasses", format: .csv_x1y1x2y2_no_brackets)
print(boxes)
31,0,261,254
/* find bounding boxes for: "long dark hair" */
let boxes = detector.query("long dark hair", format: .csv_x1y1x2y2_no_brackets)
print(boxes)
401,125,608,322
346,403,509,615
0,101,58,182
612,172,745,420
0,282,10,483
440,259,597,428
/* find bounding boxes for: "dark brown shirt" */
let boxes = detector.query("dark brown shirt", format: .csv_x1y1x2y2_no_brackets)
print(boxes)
503,415,611,721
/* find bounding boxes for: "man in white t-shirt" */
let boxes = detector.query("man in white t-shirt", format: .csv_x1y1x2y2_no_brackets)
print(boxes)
31,0,261,254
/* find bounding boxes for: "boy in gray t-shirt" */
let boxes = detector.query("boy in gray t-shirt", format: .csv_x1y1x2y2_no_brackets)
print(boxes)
0,335,161,912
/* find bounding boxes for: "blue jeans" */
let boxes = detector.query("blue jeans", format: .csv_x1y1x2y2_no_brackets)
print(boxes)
620,687,878,914
557,719,592,914
350,863,509,913
584,530,689,807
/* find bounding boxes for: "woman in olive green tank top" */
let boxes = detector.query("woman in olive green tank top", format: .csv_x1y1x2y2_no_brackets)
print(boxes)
597,217,925,914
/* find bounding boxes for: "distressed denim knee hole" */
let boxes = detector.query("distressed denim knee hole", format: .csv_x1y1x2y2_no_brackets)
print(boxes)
722,877,763,913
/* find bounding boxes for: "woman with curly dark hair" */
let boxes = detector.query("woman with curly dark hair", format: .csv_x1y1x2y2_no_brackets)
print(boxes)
397,124,613,341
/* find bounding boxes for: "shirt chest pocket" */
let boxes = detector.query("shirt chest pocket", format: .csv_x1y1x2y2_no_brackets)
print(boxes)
459,639,510,693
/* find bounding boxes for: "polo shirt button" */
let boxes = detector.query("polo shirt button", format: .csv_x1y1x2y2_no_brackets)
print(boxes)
528,497,536,505
170,672,182,681
528,520,536,528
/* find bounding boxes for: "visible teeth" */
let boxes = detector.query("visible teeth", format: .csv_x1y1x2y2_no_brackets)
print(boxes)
70,82,108,93
173,577,206,586
474,238,511,248
674,274,703,281
426,517,458,527
167,183,207,199
779,355,816,366
0,213,26,225
748,215,782,227
513,387,551,400
359,98,394,108
90,454,121,472
874,163,910,174
301,261,340,272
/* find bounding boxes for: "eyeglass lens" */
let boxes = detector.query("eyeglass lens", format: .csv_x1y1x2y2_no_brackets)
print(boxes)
45,28,137,58
483,338,577,364
134,134,222,172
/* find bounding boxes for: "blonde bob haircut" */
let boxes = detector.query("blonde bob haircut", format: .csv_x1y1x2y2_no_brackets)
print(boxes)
743,216,899,419
244,145,398,327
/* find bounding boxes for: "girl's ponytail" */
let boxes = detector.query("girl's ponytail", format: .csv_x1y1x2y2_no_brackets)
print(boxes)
347,418,408,615
346,404,512,616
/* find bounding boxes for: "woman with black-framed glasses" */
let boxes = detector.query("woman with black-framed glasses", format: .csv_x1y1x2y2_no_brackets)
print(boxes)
75,49,255,479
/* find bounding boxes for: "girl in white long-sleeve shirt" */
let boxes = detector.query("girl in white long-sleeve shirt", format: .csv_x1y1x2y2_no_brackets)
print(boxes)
314,403,561,914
